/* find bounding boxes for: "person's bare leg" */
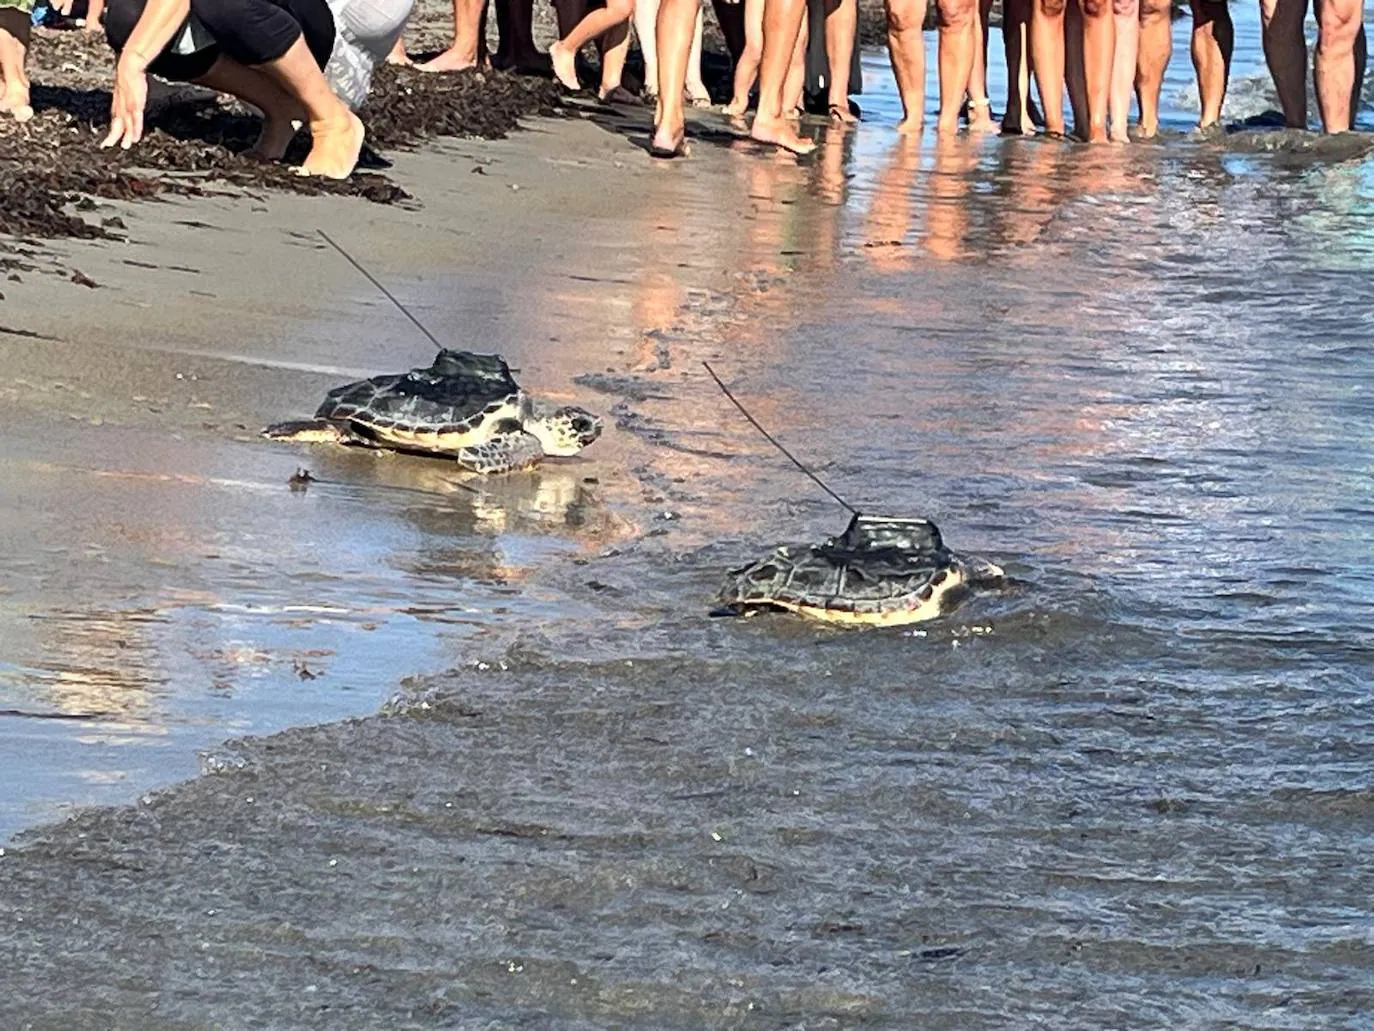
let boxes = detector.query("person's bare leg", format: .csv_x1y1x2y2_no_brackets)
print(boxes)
1077,0,1113,139
634,0,661,94
750,0,815,151
252,36,364,178
652,0,696,152
936,0,977,133
727,0,765,112
0,27,31,122
193,54,306,158
386,35,413,64
686,7,711,101
1002,0,1035,131
83,0,105,31
1065,0,1088,133
963,0,996,129
888,0,930,132
1259,0,1307,124
1354,24,1367,116
1109,0,1139,139
551,0,636,90
598,19,631,95
419,0,486,71
825,0,858,119
1134,0,1170,135
783,10,808,115
1032,0,1068,133
1314,0,1363,131
1190,0,1231,129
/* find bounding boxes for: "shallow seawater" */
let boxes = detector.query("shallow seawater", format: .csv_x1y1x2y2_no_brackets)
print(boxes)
2,7,1373,1025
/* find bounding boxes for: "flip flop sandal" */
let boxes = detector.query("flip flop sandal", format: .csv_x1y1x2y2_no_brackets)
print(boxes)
600,85,644,106
649,134,691,158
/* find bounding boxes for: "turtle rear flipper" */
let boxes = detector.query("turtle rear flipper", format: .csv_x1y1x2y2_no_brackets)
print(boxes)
262,419,356,444
457,431,545,474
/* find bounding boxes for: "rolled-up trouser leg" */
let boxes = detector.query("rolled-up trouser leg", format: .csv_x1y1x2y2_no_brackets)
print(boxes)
0,3,33,49
322,0,412,107
105,0,334,81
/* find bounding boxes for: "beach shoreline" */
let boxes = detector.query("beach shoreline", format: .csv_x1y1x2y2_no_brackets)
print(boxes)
0,104,751,843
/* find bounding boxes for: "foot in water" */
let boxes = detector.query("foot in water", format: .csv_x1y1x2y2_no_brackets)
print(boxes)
965,98,997,133
296,111,366,179
749,113,815,154
829,102,857,125
548,41,580,91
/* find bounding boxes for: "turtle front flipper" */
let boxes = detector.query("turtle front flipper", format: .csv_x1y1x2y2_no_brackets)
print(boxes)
262,419,355,445
457,431,545,474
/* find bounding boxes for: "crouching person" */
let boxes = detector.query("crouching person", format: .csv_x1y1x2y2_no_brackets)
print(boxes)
0,0,33,122
102,0,412,178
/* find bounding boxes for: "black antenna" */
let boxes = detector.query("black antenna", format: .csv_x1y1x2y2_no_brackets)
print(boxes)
318,229,445,352
702,361,859,516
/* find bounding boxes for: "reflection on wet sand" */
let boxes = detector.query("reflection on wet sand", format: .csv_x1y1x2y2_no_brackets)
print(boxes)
9,608,166,721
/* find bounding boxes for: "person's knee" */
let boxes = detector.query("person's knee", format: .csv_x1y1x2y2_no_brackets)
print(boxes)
1080,0,1107,17
1112,0,1137,17
1317,0,1360,53
886,0,926,33
102,0,144,52
1138,0,1168,19
938,0,975,29
1035,0,1067,18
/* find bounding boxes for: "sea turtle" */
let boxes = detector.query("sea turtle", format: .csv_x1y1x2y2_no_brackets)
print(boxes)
264,350,603,473
713,513,1004,627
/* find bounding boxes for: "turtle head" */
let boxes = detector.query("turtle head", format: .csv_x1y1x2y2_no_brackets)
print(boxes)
528,405,603,457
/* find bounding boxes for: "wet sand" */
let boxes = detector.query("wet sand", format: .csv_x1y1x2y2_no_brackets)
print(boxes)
0,113,692,838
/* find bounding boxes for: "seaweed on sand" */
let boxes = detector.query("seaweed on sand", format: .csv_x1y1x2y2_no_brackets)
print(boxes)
0,30,566,244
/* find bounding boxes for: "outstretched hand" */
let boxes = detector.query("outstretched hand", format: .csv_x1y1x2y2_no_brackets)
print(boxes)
102,57,148,150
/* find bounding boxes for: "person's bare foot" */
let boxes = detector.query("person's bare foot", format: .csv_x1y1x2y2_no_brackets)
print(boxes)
386,43,413,66
0,82,32,123
418,46,478,72
686,83,712,107
724,95,748,116
248,110,304,161
1087,124,1109,143
296,111,365,180
895,115,923,135
548,41,579,91
750,114,815,154
1137,119,1158,139
829,101,857,125
650,121,690,157
1108,124,1130,143
966,98,996,133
